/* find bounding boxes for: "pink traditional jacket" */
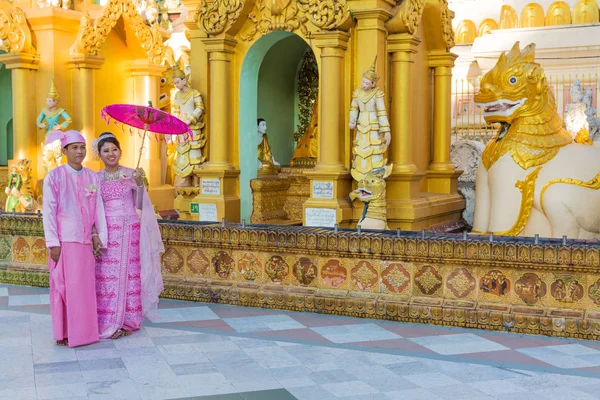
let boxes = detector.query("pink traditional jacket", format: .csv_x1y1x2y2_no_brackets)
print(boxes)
43,164,108,249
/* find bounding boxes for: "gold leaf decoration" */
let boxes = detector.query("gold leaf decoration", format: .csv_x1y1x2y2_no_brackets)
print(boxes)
241,0,308,41
0,7,35,54
69,0,165,64
296,0,351,31
195,0,245,36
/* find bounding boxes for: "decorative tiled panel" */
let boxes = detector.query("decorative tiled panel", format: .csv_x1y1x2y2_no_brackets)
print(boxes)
4,214,600,339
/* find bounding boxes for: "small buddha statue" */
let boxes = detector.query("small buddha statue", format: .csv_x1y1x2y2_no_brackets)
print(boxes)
37,81,72,137
171,68,206,186
291,99,318,165
257,118,280,175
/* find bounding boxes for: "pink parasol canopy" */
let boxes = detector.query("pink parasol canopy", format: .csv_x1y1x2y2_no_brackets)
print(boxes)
101,103,191,169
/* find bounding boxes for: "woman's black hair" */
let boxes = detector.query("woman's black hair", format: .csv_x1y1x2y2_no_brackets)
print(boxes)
257,118,265,126
97,132,121,153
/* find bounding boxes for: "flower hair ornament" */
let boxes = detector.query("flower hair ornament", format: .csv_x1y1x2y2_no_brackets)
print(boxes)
92,133,117,159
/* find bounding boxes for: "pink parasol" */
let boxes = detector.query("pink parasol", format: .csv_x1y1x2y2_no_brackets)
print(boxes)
101,102,191,169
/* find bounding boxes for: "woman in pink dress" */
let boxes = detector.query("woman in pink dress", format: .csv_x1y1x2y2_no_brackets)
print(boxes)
94,132,164,339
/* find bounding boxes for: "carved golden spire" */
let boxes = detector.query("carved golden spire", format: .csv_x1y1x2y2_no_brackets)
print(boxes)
47,81,59,100
363,56,379,83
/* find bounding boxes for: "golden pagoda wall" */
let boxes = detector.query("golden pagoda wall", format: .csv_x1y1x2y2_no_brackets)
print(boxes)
4,214,600,339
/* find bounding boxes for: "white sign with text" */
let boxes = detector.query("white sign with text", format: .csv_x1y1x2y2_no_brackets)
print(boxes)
311,181,334,199
201,178,221,195
198,203,218,222
305,208,337,228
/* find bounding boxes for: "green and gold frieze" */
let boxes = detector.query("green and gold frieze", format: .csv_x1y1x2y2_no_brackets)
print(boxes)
2,214,600,339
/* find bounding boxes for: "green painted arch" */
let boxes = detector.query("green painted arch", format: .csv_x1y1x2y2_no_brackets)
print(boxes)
239,31,312,221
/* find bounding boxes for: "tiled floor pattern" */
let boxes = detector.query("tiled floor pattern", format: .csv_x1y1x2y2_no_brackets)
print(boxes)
2,284,600,400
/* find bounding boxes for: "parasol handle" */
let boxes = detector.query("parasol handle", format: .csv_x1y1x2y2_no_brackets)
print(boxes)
135,123,149,172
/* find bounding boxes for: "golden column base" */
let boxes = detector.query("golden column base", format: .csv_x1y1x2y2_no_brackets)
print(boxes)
187,168,240,223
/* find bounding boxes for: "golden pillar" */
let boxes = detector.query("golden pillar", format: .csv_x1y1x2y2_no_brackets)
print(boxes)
0,53,40,179
427,51,460,194
67,55,104,171
352,8,392,85
184,35,240,222
385,33,426,228
303,31,352,227
129,59,174,211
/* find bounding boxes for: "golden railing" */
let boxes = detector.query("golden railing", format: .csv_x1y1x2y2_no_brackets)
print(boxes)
452,72,600,143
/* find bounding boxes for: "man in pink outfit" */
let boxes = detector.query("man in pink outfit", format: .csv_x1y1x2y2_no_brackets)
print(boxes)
42,130,108,347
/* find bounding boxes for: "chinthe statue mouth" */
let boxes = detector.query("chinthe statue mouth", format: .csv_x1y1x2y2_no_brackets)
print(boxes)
358,188,373,197
477,98,527,117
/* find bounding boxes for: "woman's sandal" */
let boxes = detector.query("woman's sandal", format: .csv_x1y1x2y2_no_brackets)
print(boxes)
110,330,124,340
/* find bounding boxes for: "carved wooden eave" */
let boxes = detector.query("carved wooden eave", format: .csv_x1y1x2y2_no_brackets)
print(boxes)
386,0,454,51
195,0,354,39
69,0,166,65
0,6,36,54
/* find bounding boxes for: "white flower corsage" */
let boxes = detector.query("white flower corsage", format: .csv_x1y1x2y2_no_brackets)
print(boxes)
85,184,98,197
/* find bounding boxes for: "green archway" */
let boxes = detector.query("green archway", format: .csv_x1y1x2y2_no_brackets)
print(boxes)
239,31,313,221
0,61,13,166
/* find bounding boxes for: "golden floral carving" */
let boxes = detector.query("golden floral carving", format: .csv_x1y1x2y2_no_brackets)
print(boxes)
387,0,424,34
238,253,261,281
162,247,184,274
0,7,34,54
440,0,455,50
296,0,352,31
69,0,165,64
241,0,308,41
187,249,209,275
381,263,410,294
195,0,248,35
351,261,378,290
446,268,475,298
414,265,442,295
265,255,289,282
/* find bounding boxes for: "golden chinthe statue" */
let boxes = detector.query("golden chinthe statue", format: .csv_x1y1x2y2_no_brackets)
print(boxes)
171,68,206,185
348,57,391,182
473,42,600,239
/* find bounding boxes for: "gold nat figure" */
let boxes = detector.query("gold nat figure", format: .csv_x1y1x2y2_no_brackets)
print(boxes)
171,68,206,186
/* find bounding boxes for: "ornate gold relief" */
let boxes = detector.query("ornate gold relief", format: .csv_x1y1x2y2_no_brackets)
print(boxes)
546,1,571,26
0,7,35,54
296,0,352,31
69,1,165,64
455,19,476,44
440,0,455,50
478,18,498,37
196,0,246,35
499,5,518,29
573,0,599,24
520,3,545,28
240,0,308,41
386,0,424,35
